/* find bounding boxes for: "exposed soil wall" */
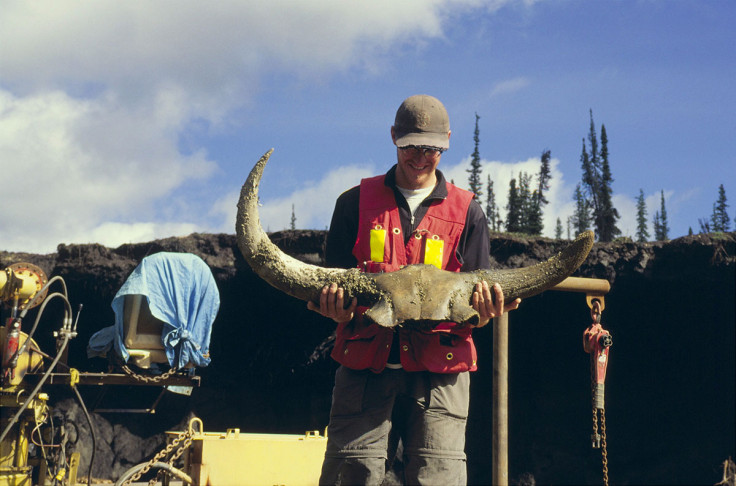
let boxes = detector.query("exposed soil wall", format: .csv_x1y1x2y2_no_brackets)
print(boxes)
2,231,734,485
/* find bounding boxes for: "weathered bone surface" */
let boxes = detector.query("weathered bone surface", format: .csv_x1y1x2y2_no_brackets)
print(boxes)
236,149,594,328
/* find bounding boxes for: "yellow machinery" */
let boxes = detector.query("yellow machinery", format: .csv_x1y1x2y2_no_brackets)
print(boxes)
1,263,328,486
146,419,327,486
184,429,326,486
0,263,60,486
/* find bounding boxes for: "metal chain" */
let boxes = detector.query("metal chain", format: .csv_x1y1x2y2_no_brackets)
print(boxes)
592,404,598,444
121,417,201,486
600,410,609,486
147,431,195,486
588,299,609,486
121,364,179,383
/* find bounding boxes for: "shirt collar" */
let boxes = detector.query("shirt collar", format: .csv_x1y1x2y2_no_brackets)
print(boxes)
384,165,448,200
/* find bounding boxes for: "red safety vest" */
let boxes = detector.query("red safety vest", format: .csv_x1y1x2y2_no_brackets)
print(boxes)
331,174,478,374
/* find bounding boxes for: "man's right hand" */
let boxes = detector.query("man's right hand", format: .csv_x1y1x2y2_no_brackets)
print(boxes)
307,283,358,324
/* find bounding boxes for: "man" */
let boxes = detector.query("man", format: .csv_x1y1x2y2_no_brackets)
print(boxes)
309,94,520,485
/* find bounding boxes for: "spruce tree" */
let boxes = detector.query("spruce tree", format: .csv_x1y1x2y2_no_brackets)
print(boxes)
659,190,669,241
572,183,591,234
555,217,564,239
505,178,521,233
467,113,483,198
579,110,620,241
517,171,533,234
635,189,649,242
290,204,297,230
653,211,662,240
710,184,730,232
485,174,500,232
537,149,552,205
582,111,600,210
526,190,543,235
526,149,552,236
597,125,621,240
580,138,598,213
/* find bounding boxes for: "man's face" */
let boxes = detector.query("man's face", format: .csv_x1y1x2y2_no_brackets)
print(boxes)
391,127,450,190
394,146,442,190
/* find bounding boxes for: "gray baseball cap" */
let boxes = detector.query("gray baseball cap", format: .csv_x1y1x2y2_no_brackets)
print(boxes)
393,94,450,150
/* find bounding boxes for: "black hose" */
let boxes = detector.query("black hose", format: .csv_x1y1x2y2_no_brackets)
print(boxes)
71,384,95,486
12,290,72,363
0,334,71,444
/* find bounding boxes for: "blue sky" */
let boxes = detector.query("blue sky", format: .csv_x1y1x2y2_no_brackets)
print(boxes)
1,0,733,253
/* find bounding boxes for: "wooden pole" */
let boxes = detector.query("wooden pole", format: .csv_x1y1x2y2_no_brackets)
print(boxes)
492,312,509,486
490,276,610,484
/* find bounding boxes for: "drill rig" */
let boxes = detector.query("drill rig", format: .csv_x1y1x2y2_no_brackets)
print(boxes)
1,263,81,485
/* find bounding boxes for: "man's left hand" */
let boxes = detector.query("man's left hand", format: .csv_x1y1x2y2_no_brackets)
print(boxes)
471,281,521,328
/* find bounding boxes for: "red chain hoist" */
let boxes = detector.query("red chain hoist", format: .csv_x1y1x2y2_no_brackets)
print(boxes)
583,299,612,486
2,317,21,384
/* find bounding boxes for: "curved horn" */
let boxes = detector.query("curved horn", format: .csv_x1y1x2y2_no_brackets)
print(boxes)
236,150,380,305
445,230,594,325
237,149,594,329
362,230,595,328
475,229,595,301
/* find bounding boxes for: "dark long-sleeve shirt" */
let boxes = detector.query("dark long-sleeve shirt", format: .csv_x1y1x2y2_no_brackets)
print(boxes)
325,165,491,272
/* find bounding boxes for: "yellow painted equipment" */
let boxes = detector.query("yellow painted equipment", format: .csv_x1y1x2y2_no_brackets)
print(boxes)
171,427,327,486
0,390,49,486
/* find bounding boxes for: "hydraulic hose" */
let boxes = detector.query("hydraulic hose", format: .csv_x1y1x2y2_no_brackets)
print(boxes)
0,334,70,444
71,382,95,486
12,290,73,366
114,461,193,486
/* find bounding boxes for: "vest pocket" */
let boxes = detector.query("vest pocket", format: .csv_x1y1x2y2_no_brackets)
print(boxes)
332,316,392,372
405,326,477,373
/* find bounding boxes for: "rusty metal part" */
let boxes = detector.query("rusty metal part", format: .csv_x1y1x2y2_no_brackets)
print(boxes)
236,149,595,328
1,263,49,309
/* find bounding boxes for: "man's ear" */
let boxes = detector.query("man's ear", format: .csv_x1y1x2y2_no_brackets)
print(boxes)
390,126,397,145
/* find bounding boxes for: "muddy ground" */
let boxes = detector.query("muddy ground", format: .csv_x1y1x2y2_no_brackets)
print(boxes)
2,231,734,485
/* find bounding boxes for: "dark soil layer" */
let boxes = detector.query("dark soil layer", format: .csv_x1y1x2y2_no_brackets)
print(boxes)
2,231,734,485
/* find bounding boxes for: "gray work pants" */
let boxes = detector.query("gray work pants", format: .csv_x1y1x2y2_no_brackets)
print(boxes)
319,366,470,485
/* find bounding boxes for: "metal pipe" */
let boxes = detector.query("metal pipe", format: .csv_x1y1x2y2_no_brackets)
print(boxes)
552,276,610,294
492,312,509,486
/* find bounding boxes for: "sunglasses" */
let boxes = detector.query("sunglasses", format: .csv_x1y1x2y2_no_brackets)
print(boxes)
399,145,446,159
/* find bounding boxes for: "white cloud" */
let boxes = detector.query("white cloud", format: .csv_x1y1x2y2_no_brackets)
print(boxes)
489,77,532,98
208,164,376,238
0,0,539,252
257,165,376,232
78,222,201,248
613,194,637,238
0,89,216,253
0,1,514,104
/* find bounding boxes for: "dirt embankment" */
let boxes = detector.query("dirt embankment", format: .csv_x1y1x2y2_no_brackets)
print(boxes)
2,231,734,484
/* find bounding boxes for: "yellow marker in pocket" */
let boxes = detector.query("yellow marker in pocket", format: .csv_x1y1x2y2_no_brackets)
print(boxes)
370,227,386,263
424,236,444,269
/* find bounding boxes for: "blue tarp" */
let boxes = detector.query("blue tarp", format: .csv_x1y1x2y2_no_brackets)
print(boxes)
88,252,219,368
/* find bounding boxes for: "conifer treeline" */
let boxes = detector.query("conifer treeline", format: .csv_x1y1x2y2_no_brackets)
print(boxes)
468,110,731,241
